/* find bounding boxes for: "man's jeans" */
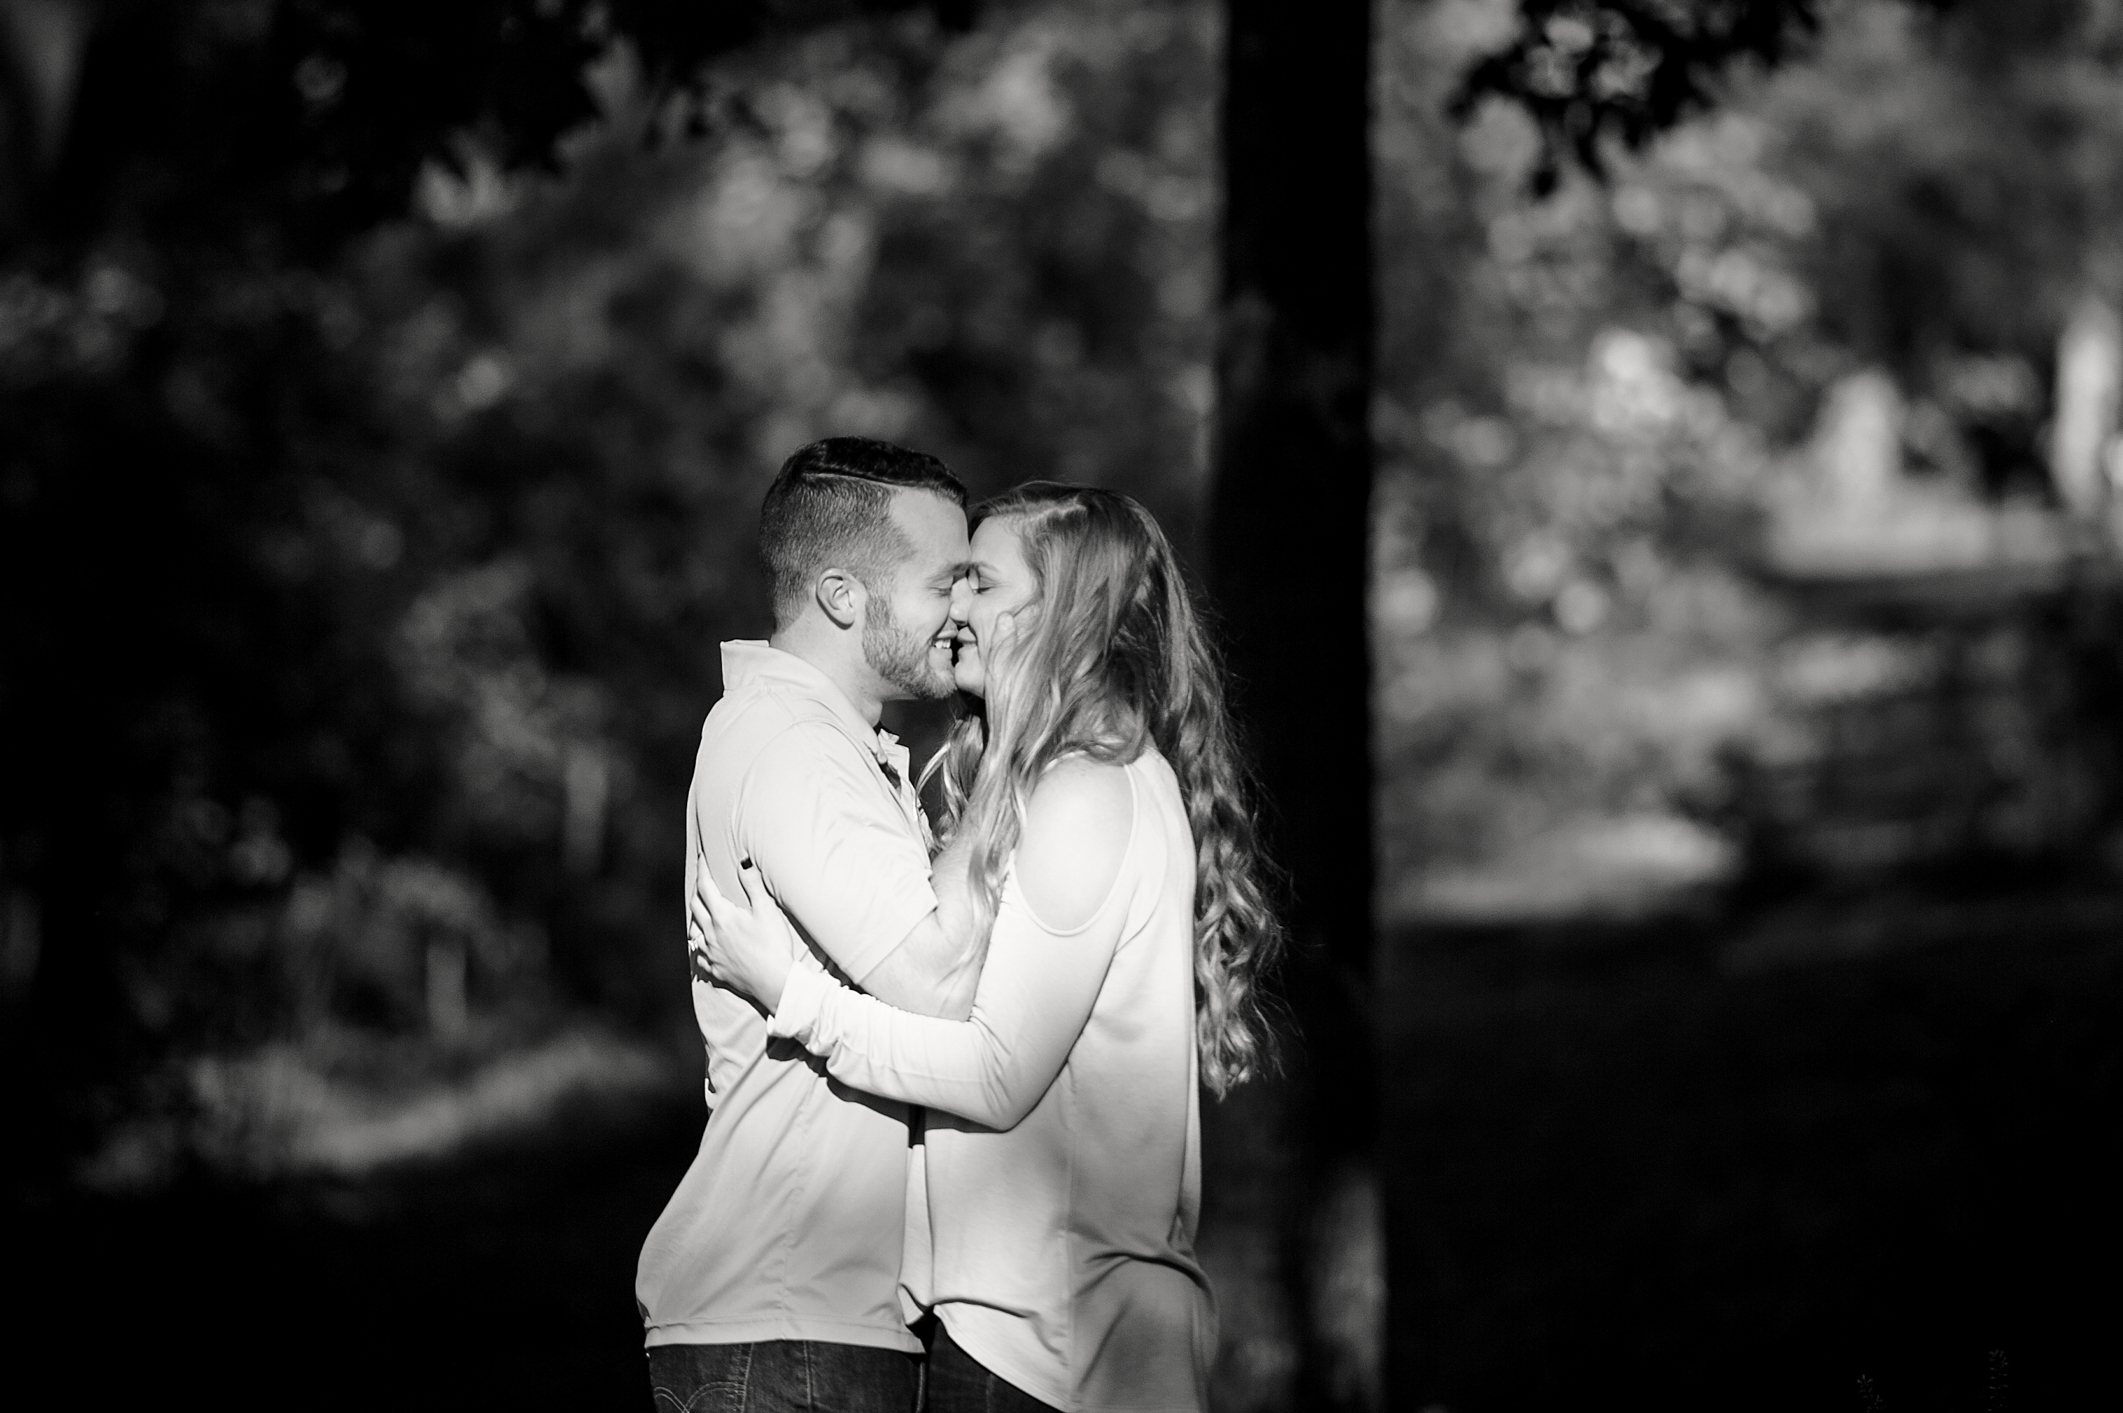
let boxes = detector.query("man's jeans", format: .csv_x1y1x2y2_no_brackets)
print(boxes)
925,1326,1051,1413
646,1341,921,1413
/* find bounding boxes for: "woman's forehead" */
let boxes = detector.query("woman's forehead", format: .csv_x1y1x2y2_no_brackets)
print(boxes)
970,517,1029,567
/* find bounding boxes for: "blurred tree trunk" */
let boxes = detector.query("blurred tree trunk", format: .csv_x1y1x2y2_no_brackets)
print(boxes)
1205,1,1379,1410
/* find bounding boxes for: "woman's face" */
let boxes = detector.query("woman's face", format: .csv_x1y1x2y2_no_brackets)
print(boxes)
950,517,1039,699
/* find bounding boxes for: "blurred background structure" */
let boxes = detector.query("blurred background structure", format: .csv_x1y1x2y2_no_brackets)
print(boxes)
5,0,2122,1409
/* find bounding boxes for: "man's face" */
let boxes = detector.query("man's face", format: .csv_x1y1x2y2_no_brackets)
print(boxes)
862,489,971,701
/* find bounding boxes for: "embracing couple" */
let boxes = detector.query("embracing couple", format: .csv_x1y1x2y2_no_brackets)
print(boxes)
636,437,1284,1413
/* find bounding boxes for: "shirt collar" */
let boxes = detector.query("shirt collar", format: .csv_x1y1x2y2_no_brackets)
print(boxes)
720,640,894,760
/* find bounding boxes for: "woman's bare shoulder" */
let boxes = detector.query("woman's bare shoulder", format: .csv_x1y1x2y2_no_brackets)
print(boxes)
1015,757,1136,932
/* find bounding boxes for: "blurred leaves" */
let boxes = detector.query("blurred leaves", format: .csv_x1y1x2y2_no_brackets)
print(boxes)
1455,0,1825,194
3,0,979,254
281,841,538,1035
8,0,2123,1157
2,0,1220,1138
1376,0,2123,918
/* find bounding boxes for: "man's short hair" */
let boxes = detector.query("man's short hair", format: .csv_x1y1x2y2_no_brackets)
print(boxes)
759,437,969,625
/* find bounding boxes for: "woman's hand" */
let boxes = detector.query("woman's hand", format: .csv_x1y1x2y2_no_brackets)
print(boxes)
687,858,802,1014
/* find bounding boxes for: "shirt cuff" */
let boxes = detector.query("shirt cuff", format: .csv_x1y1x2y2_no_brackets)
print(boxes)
768,965,832,1046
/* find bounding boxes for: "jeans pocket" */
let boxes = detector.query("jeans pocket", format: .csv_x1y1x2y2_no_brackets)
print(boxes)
647,1344,754,1413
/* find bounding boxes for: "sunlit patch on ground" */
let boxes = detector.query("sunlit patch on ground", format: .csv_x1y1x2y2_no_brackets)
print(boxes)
81,1028,679,1190
1391,812,1738,926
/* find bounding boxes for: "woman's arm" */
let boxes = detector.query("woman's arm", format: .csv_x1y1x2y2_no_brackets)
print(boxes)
779,759,1137,1127
714,760,1138,1128
837,826,987,1019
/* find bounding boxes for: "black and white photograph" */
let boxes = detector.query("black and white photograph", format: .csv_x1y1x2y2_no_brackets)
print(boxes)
5,1,2122,1409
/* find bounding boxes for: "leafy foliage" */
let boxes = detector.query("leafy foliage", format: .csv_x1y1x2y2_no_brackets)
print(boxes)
8,0,2122,1172
1377,0,2123,918
1455,0,1824,193
1,1,1215,1153
14,0,974,255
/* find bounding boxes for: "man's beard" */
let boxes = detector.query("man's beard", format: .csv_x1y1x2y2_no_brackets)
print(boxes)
864,595,954,700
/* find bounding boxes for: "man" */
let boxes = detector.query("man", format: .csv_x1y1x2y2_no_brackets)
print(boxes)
638,437,984,1413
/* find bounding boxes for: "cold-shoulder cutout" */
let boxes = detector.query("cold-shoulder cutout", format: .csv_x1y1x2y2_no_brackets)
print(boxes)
1014,756,1136,934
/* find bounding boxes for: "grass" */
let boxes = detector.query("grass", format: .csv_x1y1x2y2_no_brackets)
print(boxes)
12,1079,701,1411
1381,880,2123,1410
9,877,2118,1411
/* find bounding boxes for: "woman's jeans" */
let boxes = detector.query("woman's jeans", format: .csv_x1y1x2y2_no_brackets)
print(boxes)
924,1325,1054,1413
646,1340,920,1413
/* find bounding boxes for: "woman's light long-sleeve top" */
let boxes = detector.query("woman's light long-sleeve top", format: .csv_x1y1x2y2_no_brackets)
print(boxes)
767,748,1215,1413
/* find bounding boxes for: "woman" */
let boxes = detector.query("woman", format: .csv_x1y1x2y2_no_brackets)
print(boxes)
691,483,1283,1413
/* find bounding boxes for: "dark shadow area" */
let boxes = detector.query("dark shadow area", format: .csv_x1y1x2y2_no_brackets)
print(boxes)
11,1082,701,1411
1384,876,2123,1411
11,879,2116,1410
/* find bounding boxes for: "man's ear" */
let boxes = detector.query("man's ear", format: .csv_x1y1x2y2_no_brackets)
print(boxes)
814,567,866,630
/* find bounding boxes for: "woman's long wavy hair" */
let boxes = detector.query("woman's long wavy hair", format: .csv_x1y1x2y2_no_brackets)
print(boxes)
921,483,1284,1095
